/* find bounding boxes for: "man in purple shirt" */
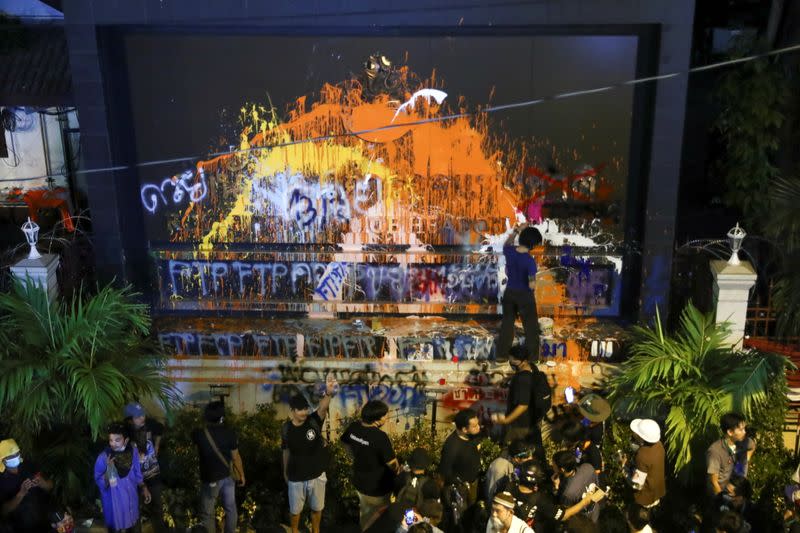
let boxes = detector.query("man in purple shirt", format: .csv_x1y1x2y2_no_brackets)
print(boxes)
94,422,149,532
497,223,542,361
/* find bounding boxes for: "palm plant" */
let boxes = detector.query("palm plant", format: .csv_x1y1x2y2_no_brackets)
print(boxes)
0,281,180,504
765,175,800,338
608,302,791,479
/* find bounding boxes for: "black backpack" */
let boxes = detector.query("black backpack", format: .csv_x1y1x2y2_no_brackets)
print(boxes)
396,473,431,508
530,369,552,422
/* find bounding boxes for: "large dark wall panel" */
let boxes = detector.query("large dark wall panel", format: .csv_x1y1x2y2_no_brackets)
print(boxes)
63,0,694,320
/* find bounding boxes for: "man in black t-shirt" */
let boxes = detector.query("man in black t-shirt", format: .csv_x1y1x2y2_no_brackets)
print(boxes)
191,401,245,533
440,409,482,496
439,408,482,531
0,438,54,533
340,400,400,530
494,346,543,454
281,379,335,533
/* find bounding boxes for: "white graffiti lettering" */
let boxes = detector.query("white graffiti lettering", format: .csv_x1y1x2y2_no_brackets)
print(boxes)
141,168,207,214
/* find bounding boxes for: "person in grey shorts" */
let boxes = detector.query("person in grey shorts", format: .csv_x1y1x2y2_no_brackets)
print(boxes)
281,381,335,533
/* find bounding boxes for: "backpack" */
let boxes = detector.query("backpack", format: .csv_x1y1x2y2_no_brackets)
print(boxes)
396,473,430,508
442,479,469,525
530,369,551,422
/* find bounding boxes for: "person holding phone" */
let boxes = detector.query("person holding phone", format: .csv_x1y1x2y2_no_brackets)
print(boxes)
510,460,606,530
0,438,55,533
552,450,601,523
94,422,149,533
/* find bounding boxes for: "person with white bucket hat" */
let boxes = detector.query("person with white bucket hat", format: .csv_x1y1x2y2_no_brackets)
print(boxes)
625,419,666,509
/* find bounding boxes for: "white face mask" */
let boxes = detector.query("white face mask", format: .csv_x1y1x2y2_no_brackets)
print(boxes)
4,456,21,468
112,444,126,452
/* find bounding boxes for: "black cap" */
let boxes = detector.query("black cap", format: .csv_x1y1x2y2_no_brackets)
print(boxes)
508,439,531,459
289,395,310,410
517,460,545,487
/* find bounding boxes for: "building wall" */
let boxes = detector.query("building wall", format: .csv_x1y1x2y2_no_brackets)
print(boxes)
61,1,694,423
0,108,70,189
166,356,616,434
63,0,695,319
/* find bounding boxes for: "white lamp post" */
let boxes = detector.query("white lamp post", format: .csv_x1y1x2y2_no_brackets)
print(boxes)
21,217,42,260
727,223,746,266
11,217,60,303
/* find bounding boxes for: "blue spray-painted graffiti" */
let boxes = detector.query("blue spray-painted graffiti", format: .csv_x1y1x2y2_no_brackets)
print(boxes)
161,259,499,304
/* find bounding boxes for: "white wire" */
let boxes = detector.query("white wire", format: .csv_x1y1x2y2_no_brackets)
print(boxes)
3,41,800,184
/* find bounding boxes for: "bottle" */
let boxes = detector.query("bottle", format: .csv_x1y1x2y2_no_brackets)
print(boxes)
106,461,119,488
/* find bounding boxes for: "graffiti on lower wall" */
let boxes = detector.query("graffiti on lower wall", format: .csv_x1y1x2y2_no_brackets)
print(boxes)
260,363,429,415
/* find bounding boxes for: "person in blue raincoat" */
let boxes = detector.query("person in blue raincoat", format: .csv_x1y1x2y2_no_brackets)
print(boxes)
94,422,150,532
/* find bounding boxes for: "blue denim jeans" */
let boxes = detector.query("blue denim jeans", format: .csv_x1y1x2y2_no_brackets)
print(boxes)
199,476,237,533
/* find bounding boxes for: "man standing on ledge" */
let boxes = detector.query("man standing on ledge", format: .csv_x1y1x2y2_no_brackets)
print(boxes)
496,223,542,360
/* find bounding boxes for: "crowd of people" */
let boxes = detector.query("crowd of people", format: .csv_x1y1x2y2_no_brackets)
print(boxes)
0,222,798,532
1,355,800,532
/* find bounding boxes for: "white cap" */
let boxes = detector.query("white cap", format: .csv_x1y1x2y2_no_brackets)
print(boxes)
630,419,661,443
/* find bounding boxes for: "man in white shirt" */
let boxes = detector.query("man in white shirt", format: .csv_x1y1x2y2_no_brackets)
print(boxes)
486,491,534,533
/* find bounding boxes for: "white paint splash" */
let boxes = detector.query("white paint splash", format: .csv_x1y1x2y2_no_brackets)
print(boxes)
533,219,623,273
392,89,448,123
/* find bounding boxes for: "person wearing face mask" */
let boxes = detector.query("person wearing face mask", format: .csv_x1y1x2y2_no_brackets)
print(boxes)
492,346,532,442
340,400,401,530
486,491,534,533
440,409,483,531
0,438,54,532
94,422,149,532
